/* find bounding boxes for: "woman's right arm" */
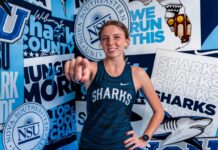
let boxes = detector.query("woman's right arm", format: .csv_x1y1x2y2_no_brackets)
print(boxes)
64,56,97,89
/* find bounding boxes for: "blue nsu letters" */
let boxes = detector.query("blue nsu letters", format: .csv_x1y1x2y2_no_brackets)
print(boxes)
0,4,30,43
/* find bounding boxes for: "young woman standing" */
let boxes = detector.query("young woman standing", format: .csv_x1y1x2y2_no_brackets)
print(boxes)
65,20,164,150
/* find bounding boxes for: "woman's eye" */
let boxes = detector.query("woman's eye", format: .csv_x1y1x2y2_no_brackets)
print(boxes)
101,37,107,41
114,36,120,39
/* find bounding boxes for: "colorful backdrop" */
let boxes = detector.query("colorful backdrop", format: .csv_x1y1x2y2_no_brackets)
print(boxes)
1,0,218,150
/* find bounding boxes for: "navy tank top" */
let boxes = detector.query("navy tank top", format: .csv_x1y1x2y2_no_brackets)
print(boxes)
79,61,137,150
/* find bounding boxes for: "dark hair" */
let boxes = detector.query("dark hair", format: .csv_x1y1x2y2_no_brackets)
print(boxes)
98,20,129,39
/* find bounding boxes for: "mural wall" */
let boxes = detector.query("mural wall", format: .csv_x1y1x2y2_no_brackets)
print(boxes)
0,0,218,150
0,0,77,149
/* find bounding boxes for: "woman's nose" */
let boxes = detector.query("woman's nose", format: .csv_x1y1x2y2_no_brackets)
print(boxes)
107,37,114,45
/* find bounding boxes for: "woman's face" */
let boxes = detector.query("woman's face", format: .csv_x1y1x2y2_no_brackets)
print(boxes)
100,25,129,59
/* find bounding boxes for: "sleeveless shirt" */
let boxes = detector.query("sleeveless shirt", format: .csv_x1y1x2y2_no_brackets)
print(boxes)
79,61,137,150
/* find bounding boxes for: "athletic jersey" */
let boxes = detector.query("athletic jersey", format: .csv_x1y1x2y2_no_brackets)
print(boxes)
79,61,137,150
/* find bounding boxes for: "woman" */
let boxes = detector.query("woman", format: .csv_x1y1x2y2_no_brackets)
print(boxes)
65,20,164,150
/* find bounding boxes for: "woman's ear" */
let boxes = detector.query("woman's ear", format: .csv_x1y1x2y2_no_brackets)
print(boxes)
125,38,130,49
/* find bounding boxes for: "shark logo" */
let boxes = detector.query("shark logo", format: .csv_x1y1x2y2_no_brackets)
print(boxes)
153,112,212,150
0,3,30,43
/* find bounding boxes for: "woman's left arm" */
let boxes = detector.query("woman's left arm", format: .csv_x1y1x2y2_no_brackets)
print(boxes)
134,66,164,138
124,67,164,150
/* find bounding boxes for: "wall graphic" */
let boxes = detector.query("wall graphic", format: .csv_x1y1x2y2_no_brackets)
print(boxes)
0,0,76,149
151,49,218,149
1,0,218,150
127,0,201,55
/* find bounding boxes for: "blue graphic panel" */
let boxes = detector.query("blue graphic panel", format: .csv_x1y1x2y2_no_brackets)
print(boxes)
0,42,24,149
51,0,74,21
0,0,76,149
201,0,218,51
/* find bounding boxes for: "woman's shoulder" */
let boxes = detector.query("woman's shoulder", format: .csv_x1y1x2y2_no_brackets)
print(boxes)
131,65,153,92
131,65,151,82
131,66,147,77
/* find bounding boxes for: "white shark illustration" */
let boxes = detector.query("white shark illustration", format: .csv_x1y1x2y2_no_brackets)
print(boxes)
153,112,212,150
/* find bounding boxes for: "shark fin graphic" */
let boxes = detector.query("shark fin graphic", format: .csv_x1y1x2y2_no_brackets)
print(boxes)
163,111,172,120
131,111,143,122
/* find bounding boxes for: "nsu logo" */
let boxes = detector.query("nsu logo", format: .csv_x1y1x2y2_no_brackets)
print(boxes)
3,102,50,150
74,0,130,61
0,3,30,43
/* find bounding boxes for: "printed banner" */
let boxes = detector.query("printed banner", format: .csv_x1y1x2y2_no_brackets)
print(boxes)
46,100,76,148
127,0,201,55
24,54,75,110
151,49,218,137
0,0,76,149
0,3,29,148
0,41,25,150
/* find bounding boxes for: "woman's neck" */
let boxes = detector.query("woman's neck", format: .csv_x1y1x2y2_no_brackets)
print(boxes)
103,58,126,77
